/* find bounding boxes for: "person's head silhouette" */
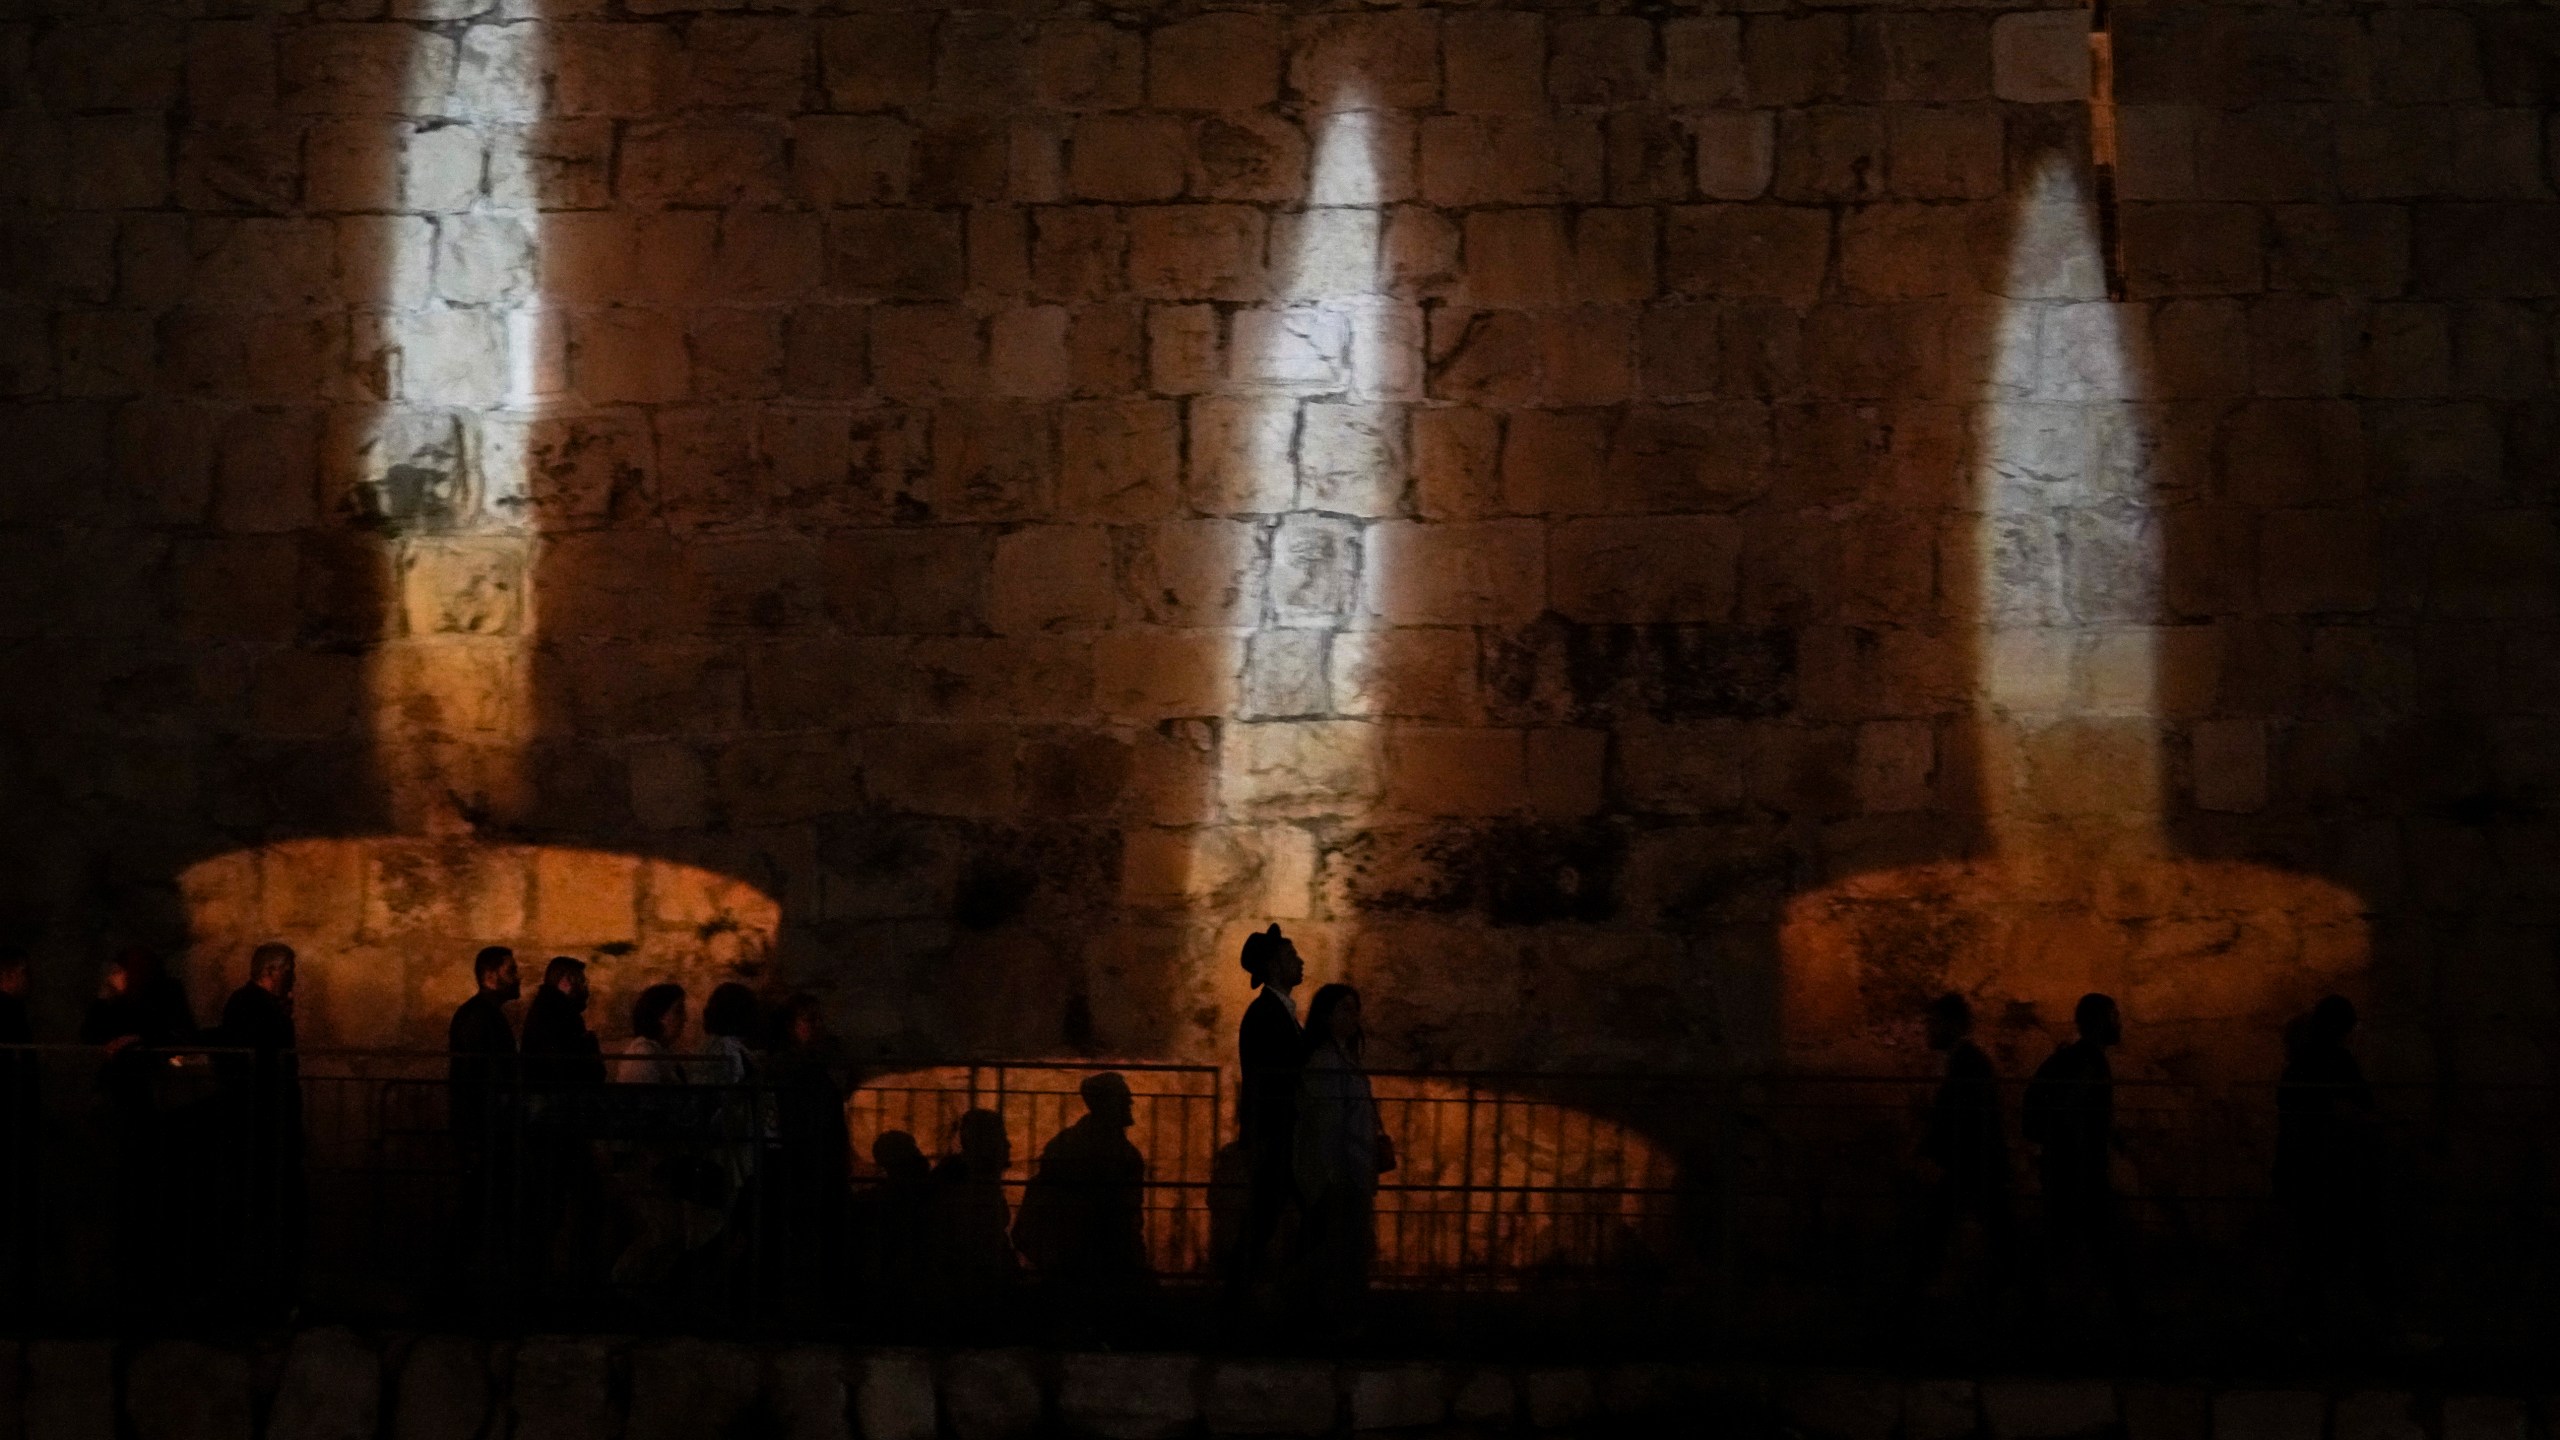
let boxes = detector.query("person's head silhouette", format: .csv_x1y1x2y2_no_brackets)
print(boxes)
1304,983,1364,1061
1081,1071,1135,1129
631,983,686,1046
954,1108,1011,1172
474,946,520,1002
1925,992,1972,1052
2074,992,2121,1048
2308,994,2357,1044
873,1129,928,1182
1240,924,1303,995
875,1132,936,1178
541,955,588,1011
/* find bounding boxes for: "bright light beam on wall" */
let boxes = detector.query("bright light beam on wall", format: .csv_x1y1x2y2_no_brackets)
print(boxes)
1781,153,2366,1074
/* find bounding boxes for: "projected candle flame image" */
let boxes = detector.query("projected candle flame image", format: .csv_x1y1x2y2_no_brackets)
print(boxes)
1779,153,2367,1075
174,14,779,1040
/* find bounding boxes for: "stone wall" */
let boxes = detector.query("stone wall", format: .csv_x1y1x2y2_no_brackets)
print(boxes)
2,0,2556,1090
7,1332,2554,1440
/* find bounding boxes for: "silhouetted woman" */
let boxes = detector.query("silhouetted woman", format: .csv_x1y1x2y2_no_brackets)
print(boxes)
81,947,199,1308
1294,983,1388,1328
765,995,849,1302
607,983,705,1290
615,984,689,1087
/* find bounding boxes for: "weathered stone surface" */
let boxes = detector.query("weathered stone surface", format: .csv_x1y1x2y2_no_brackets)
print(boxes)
1057,1354,1199,1440
511,1338,616,1440
2213,1392,2325,1440
1985,1381,2117,1439
627,1339,762,1440
392,1337,490,1440
126,1341,253,1440
945,1350,1045,1440
14,0,2560,1130
853,1350,938,1440
1350,1366,1443,1431
2334,1393,2426,1440
1206,1361,1338,1436
268,1329,380,1440
25,1341,113,1440
766,1347,852,1440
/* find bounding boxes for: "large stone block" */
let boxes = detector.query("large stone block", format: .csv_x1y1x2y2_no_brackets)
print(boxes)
126,1341,252,1440
2212,1392,2325,1440
1205,1360,1338,1436
1984,1382,2117,1440
25,1341,114,1440
853,1350,937,1440
269,1329,380,1440
510,1337,616,1440
945,1349,1045,1440
1056,1354,1199,1440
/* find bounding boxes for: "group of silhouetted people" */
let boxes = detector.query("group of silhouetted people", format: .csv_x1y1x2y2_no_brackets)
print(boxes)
1221,923,1394,1334
849,1070,1159,1344
0,929,2407,1340
442,945,850,1314
1905,988,2386,1336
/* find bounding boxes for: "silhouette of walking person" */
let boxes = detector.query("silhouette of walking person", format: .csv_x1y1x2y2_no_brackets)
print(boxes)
82,947,199,1312
2022,992,2135,1325
929,1108,1020,1336
1295,983,1390,1333
1015,1071,1154,1339
2275,994,2388,1328
1904,993,2020,1321
765,995,850,1305
1222,923,1304,1323
857,1128,932,1321
521,956,605,1304
214,942,302,1315
445,945,520,1302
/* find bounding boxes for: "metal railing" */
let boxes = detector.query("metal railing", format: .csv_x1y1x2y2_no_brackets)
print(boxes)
2,1044,2556,1364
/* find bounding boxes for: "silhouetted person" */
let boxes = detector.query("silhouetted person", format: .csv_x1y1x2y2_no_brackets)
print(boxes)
766,995,850,1302
857,1128,932,1319
2276,994,2386,1324
1015,1072,1154,1337
520,956,604,1303
446,945,520,1296
2023,992,2133,1321
522,956,604,1087
1223,923,1304,1318
929,1108,1018,1330
615,982,690,1086
1905,993,2019,1316
0,949,35,1301
1295,983,1388,1330
215,942,302,1312
608,983,712,1292
81,947,198,1309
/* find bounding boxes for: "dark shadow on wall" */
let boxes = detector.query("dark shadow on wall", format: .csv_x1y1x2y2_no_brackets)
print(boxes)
515,8,1241,1065
0,14,401,1032
2126,2,2560,1090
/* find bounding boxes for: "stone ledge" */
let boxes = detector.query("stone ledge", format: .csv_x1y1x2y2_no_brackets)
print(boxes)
3,1336,2553,1440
